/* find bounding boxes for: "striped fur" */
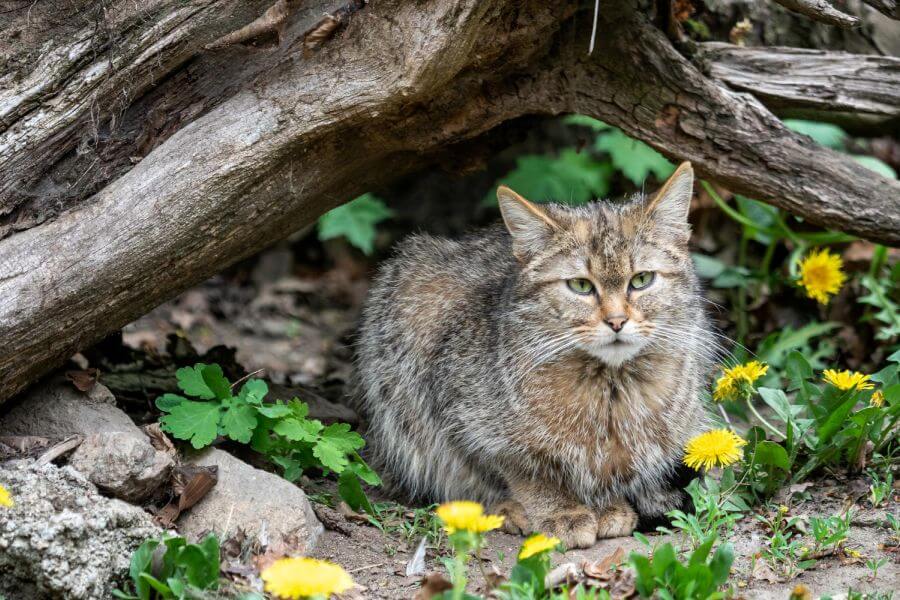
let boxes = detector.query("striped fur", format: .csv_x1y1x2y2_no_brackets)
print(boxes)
355,163,713,547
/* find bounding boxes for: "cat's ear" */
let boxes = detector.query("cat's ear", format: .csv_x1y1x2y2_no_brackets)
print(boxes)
497,186,560,260
646,161,693,226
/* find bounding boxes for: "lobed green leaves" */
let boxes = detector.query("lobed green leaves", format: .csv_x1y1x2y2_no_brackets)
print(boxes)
157,363,380,511
317,193,393,255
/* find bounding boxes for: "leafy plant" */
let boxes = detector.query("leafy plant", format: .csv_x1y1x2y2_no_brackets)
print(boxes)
755,507,816,578
809,512,851,554
486,115,676,208
113,534,220,600
318,193,393,254
868,470,893,508
859,246,900,344
658,473,748,548
157,363,380,510
866,557,888,580
629,537,734,600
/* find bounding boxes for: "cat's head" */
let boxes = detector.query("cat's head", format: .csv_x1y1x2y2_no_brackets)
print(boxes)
497,162,699,367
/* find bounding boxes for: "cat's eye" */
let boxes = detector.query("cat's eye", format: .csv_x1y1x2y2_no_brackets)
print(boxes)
630,271,655,290
566,278,594,295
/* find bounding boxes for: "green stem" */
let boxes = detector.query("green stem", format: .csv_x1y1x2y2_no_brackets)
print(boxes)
870,244,888,277
746,396,783,439
702,181,777,236
451,552,467,600
736,231,750,346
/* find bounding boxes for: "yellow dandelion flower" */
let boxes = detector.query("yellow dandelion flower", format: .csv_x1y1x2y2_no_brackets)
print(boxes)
797,248,846,305
435,501,504,534
713,361,769,402
790,584,812,600
0,484,12,508
823,369,874,392
870,390,885,407
683,429,746,471
518,533,561,560
261,557,354,599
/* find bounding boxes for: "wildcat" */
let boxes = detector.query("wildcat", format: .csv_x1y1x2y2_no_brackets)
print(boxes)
355,163,712,547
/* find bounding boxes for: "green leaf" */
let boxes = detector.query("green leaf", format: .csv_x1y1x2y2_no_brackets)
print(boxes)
338,470,375,515
594,129,674,185
220,401,258,444
313,438,349,473
238,379,268,405
159,401,221,449
346,455,382,486
176,364,216,399
753,441,791,472
490,151,614,206
630,553,654,597
273,418,322,442
708,543,735,586
851,155,896,179
138,573,172,596
201,364,231,400
256,401,292,418
691,253,726,279
128,539,159,600
784,120,847,149
319,423,366,453
318,194,393,255
156,393,185,413
818,393,860,444
271,454,303,481
179,542,219,589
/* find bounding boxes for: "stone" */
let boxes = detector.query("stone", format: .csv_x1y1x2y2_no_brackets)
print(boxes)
0,378,136,438
0,378,173,501
177,448,323,554
0,460,163,600
68,432,172,502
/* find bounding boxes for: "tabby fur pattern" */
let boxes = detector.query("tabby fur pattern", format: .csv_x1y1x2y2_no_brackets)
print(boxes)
356,163,714,547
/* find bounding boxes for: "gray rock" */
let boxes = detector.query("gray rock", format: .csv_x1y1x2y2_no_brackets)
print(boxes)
0,460,162,600
68,432,172,502
0,378,135,438
0,378,173,501
178,448,323,554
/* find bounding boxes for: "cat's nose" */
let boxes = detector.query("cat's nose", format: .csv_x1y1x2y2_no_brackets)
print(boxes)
605,315,628,332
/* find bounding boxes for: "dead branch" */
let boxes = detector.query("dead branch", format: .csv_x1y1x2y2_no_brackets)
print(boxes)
770,0,860,27
699,43,900,128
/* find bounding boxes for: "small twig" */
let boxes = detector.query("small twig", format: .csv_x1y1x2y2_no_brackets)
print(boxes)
347,563,385,573
588,0,600,54
771,0,860,28
36,435,83,465
230,368,265,390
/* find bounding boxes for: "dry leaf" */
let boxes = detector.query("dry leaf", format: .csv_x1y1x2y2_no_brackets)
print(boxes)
583,546,625,578
142,423,176,454
337,501,370,523
178,469,218,511
414,573,453,600
66,368,100,392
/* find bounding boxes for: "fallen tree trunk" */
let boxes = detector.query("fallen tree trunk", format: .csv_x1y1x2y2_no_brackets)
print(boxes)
0,0,899,403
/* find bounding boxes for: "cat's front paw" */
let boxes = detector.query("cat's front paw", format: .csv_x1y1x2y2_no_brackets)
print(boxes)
492,500,531,536
595,501,638,539
538,507,598,549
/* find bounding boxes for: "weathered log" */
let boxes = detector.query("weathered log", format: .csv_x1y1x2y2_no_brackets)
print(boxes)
770,0,860,27
1,0,899,403
699,43,900,128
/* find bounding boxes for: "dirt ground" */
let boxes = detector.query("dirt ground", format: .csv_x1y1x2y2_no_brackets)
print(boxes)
122,242,899,599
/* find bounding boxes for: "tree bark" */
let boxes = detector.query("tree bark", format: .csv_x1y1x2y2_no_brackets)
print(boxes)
0,0,898,403
697,43,900,129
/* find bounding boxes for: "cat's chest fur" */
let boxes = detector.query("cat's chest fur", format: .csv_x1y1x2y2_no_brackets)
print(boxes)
514,352,684,490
